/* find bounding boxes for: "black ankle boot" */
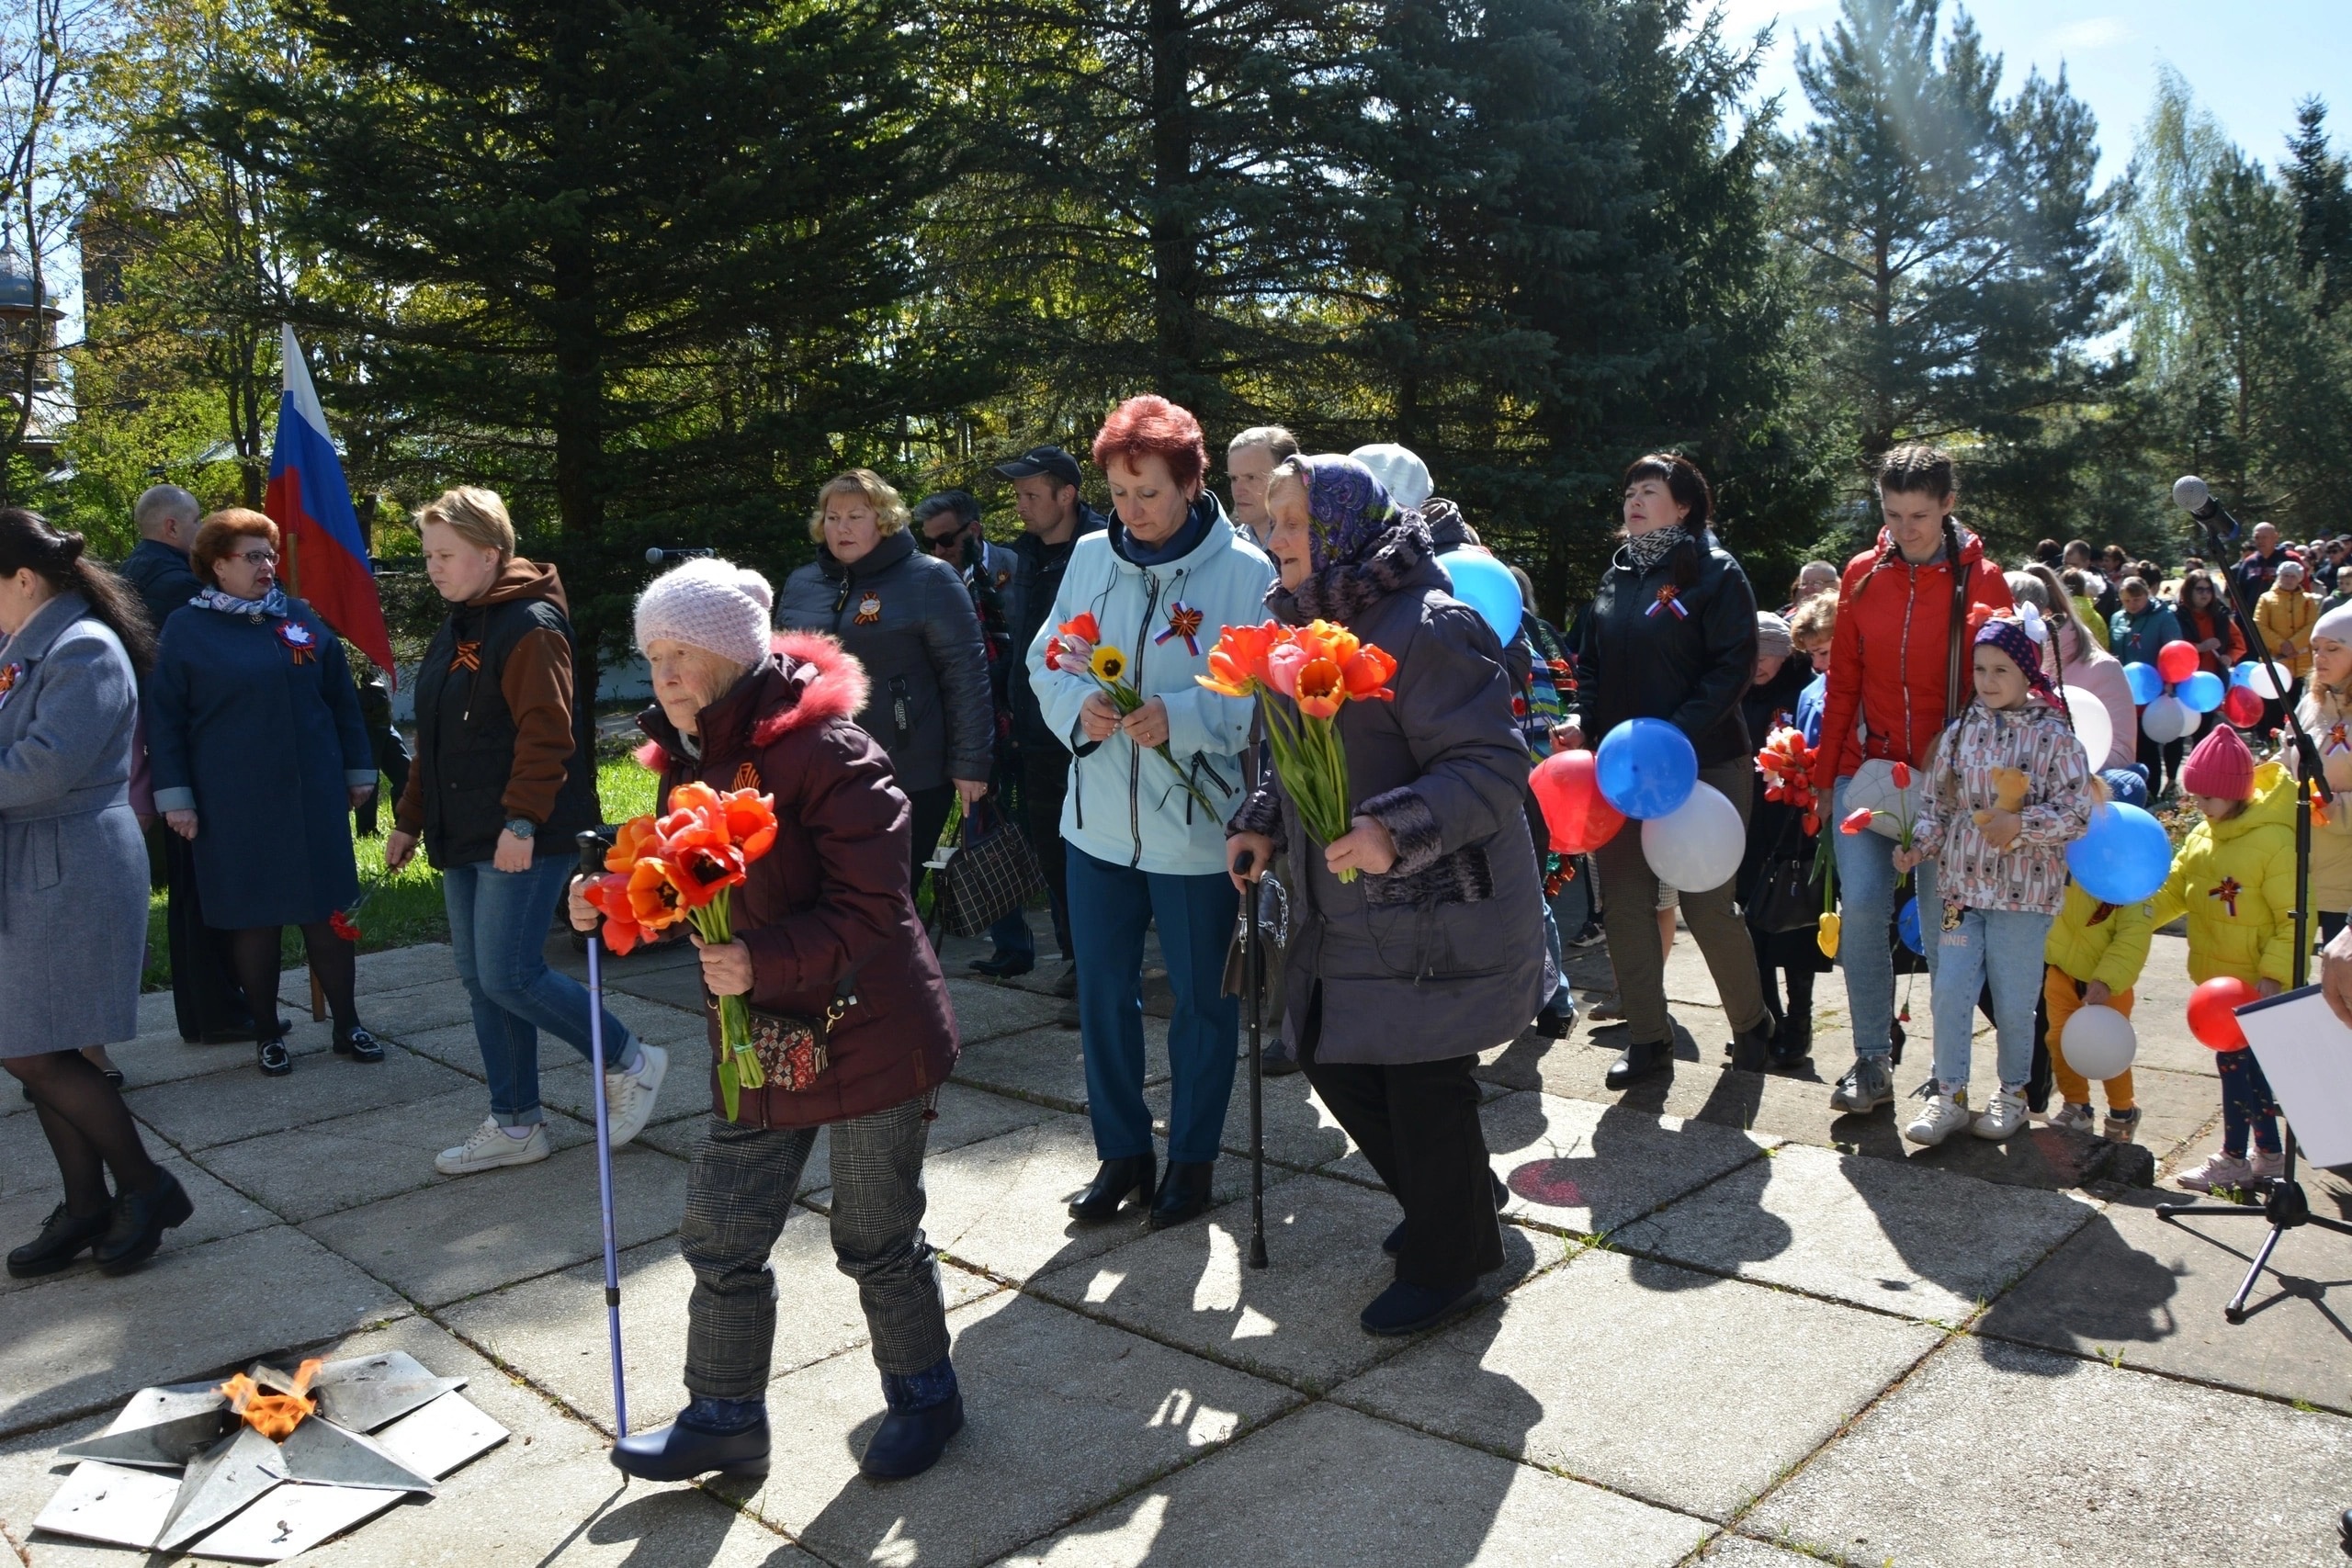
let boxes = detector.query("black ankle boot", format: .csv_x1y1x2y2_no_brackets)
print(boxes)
1770,1015,1813,1070
862,1359,964,1480
95,1170,193,1275
1148,1161,1216,1230
1728,1025,1773,1072
8,1202,112,1279
1069,1154,1155,1223
1605,1038,1668,1090
610,1398,770,1482
256,1037,291,1076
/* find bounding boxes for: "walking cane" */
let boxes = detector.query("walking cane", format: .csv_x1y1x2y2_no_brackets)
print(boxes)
1235,849,1269,1269
575,830,629,1437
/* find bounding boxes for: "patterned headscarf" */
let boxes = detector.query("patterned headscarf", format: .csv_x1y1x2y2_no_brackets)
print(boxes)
1299,454,1401,570
1975,608,2056,701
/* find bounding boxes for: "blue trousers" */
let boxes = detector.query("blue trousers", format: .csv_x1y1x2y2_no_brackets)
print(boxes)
444,854,641,1127
1930,904,2052,1093
2218,1047,2282,1156
1066,844,1238,1165
1831,776,1939,1060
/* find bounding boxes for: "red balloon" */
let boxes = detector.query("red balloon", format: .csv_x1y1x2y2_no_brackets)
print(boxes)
2156,640,2201,685
1532,750,1627,854
2187,976,2262,1051
2222,683,2265,728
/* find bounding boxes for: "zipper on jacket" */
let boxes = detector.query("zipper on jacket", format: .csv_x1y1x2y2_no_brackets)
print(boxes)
1127,571,1164,867
1896,562,1917,761
831,573,853,634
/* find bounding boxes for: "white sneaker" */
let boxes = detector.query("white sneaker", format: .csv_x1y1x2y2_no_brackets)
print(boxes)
2250,1147,2286,1181
1972,1086,2029,1141
603,1043,668,1147
1904,1084,1973,1146
2173,1149,2252,1192
2048,1102,2096,1134
436,1118,550,1176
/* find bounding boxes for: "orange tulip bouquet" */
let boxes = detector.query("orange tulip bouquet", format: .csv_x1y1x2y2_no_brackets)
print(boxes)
1197,618,1396,882
1043,610,1218,813
582,782,781,1119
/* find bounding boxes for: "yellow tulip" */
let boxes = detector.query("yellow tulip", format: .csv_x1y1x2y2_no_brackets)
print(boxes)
1816,910,1841,958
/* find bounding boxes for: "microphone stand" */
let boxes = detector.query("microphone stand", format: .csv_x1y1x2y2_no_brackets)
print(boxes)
2155,514,2352,1323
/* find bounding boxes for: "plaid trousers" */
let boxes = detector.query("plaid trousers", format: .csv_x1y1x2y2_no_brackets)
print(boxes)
680,1095,950,1399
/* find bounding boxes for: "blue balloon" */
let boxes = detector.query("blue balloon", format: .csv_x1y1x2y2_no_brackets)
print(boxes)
1594,717,1698,819
2122,661,2164,705
2177,670,2225,714
2064,802,2172,905
2230,661,2257,689
1438,551,1528,645
1898,897,1925,955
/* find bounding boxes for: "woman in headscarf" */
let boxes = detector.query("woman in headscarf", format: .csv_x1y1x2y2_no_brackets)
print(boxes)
1227,455,1542,1337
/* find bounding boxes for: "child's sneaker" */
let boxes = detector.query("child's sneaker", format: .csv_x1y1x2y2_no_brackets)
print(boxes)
2049,1102,2096,1134
1971,1086,2029,1141
2250,1147,2286,1181
2099,1107,2142,1144
1904,1083,1973,1146
2173,1149,2252,1192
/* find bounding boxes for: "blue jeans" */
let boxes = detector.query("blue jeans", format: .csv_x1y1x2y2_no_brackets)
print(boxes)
1066,844,1238,1165
1929,904,2052,1094
444,854,641,1127
1831,776,1939,1060
1539,885,1571,1011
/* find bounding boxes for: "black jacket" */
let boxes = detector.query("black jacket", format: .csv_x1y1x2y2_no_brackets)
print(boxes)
119,539,201,638
1004,502,1108,748
1566,529,1760,768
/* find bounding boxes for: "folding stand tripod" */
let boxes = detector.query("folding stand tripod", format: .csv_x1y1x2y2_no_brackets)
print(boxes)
2155,486,2352,1322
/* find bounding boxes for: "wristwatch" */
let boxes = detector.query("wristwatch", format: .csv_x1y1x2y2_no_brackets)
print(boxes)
503,818,537,840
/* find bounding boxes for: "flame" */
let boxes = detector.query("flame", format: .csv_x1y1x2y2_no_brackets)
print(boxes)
217,1358,324,1438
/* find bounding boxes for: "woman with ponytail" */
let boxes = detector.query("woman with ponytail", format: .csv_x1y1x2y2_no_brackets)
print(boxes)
0,509,194,1278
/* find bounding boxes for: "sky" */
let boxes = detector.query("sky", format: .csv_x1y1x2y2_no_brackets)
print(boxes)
1719,0,2351,188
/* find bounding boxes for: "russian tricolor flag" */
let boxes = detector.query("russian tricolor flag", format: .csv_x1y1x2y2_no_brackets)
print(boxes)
266,324,395,683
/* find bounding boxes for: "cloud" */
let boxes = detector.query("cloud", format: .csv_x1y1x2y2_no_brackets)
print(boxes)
2046,16,2132,51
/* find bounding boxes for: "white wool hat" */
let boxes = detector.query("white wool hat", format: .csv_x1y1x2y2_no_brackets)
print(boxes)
634,557,774,671
1348,443,1433,511
2314,599,2352,649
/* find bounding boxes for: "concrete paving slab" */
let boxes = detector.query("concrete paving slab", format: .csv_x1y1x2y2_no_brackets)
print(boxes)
1746,1336,2352,1567
384,1020,488,1073
442,1229,1000,1435
537,1057,702,1129
0,1148,275,1299
98,1031,275,1090
944,976,1069,1044
123,1043,478,1153
1613,1141,2097,1324
599,962,707,1015
189,1089,592,1224
300,1141,688,1309
1031,1174,1566,1393
1479,1091,1777,1238
951,1022,1170,1113
998,1400,1712,1568
600,992,716,1050
348,983,482,1043
0,1226,406,1438
1335,1247,1942,1520
727,1290,1297,1568
879,1114,1285,1284
1978,1186,2352,1413
281,943,459,1003
1688,1539,1835,1567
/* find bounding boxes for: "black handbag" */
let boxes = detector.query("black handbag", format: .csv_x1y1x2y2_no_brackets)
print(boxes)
1747,853,1821,933
930,800,1046,939
1221,868,1293,1021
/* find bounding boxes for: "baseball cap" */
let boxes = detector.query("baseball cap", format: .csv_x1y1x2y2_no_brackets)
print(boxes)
992,445,1082,490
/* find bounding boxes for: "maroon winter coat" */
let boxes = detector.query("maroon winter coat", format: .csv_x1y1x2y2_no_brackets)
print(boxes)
636,631,958,1128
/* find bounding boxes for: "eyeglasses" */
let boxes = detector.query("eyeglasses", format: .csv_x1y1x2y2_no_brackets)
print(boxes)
923,531,967,555
230,548,278,567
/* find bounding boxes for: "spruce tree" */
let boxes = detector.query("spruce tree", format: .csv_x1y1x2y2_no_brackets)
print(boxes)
2285,98,2352,315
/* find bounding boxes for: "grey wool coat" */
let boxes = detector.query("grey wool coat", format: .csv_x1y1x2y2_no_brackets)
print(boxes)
1232,519,1544,1064
0,593,150,1057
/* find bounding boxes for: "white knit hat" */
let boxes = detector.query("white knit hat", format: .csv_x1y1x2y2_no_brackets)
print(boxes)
2314,598,2352,649
1348,443,1433,510
634,557,774,671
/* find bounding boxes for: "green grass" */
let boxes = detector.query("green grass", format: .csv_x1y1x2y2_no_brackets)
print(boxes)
140,754,666,991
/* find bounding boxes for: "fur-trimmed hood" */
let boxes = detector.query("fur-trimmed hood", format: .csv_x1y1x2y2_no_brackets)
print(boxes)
635,630,870,773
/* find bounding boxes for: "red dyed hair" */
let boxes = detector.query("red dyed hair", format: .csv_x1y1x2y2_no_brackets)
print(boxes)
1091,395,1208,493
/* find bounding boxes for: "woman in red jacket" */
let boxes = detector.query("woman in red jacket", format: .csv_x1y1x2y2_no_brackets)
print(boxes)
571,558,963,1485
1808,446,2011,1116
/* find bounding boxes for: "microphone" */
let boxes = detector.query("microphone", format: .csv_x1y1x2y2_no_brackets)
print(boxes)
2173,476,2242,542
645,547,717,566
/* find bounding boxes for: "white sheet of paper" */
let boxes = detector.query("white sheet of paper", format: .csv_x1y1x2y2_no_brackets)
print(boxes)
2233,984,2352,1166
33,1460,177,1549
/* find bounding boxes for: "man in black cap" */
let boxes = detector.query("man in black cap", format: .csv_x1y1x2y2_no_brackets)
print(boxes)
989,446,1106,1004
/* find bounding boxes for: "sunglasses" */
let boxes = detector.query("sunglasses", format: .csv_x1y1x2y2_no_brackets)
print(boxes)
922,529,967,555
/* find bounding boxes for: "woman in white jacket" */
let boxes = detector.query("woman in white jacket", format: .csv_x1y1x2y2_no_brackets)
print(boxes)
1027,395,1274,1230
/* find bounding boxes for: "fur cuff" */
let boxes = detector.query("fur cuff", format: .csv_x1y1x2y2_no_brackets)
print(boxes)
1361,785,1443,876
1227,784,1287,851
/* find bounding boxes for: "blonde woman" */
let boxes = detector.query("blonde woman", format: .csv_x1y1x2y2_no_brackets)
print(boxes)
774,469,992,896
387,487,667,1175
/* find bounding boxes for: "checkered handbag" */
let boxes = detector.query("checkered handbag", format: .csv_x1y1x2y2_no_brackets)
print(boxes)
931,801,1046,939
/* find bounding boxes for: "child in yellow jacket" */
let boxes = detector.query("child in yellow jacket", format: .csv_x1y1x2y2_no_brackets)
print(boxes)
2146,727,2297,1191
2041,881,2153,1142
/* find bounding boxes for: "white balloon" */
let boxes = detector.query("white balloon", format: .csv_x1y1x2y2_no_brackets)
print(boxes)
2059,1003,2138,1082
2140,693,2192,744
1641,782,1744,892
2245,660,2290,700
2064,685,2112,770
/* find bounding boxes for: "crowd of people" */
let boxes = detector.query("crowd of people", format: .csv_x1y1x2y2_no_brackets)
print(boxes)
3,392,2342,1489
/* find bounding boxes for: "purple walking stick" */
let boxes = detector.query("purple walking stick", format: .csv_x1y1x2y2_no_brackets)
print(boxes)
575,830,628,1437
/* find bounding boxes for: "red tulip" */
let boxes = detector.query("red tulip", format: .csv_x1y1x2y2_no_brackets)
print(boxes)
1840,807,1876,835
718,787,779,862
1295,657,1345,719
1340,644,1397,700
1891,761,1911,788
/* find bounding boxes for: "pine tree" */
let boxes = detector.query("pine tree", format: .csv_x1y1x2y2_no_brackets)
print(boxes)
2285,98,2352,315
